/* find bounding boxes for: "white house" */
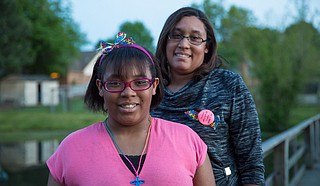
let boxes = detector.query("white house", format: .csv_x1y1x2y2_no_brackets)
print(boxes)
0,75,59,106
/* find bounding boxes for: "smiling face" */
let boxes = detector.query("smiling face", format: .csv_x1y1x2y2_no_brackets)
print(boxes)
166,16,208,76
97,61,159,127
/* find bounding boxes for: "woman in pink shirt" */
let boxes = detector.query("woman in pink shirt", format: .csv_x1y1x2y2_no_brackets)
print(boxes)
46,32,215,186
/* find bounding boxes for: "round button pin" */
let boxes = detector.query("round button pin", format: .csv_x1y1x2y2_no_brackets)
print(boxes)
198,109,214,125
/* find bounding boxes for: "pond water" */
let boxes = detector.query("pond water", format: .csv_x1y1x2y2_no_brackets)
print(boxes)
1,165,48,186
0,137,62,186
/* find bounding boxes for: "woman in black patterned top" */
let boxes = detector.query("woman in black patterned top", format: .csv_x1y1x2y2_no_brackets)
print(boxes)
151,7,265,186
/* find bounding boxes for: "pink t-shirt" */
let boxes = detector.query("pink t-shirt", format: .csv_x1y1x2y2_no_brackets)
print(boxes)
47,117,207,185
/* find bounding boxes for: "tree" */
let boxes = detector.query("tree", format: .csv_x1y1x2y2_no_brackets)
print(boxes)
22,0,86,76
119,21,155,53
192,0,226,42
0,0,86,78
97,21,155,53
192,1,256,71
0,0,33,78
243,27,290,132
245,1,320,132
219,6,256,71
243,21,320,132
283,21,320,84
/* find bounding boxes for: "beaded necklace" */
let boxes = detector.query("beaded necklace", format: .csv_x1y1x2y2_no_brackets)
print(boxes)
104,119,151,186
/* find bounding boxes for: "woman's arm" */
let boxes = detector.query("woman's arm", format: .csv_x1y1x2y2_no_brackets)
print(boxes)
193,154,216,186
230,75,265,185
47,173,63,186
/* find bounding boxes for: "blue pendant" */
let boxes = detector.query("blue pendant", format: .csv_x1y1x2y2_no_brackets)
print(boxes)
130,176,145,186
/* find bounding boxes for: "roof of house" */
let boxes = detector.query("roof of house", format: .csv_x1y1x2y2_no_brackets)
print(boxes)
69,51,97,71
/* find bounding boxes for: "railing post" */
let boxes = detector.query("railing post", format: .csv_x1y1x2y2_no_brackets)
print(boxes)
273,140,289,186
304,124,315,169
291,138,299,176
315,119,320,162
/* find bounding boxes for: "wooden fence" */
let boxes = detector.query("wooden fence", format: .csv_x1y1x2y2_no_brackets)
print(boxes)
262,114,320,186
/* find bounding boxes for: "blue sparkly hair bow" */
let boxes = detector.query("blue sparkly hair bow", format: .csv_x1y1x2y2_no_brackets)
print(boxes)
97,32,153,65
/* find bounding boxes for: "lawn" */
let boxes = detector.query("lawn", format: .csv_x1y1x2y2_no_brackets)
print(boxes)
0,98,106,142
288,104,320,126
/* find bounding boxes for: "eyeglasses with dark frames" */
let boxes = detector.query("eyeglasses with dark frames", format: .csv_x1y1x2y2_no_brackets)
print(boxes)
102,78,154,93
168,33,207,46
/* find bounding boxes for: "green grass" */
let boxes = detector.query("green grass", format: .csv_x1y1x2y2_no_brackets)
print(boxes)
288,104,320,126
261,104,319,140
0,111,105,131
0,98,106,132
0,98,106,142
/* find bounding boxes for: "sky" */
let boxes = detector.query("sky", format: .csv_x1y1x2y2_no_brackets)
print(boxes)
68,0,319,51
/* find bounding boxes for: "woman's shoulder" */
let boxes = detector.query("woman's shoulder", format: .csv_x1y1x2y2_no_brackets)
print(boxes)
210,68,241,79
207,68,244,86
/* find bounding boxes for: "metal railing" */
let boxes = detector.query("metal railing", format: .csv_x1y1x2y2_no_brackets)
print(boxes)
262,114,320,186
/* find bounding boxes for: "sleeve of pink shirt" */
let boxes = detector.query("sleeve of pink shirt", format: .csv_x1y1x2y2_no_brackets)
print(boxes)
47,136,67,185
47,129,85,185
194,130,208,168
183,122,208,169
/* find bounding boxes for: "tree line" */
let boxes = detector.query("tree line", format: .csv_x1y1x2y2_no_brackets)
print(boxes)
0,0,85,78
